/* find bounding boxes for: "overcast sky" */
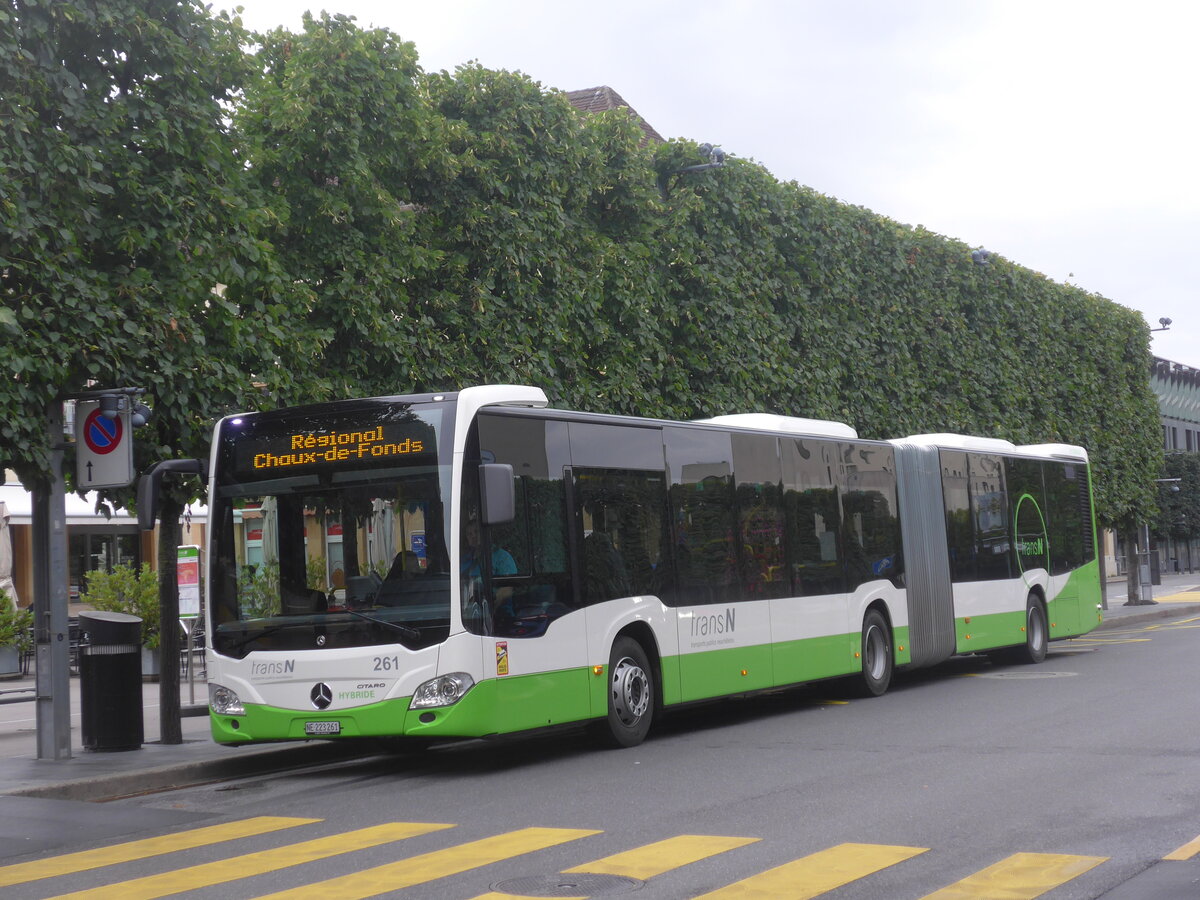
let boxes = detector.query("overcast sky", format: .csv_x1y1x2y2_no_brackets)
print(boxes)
224,0,1198,368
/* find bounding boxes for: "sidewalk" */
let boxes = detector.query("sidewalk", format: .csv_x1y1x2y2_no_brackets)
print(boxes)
0,673,373,802
2,573,1199,803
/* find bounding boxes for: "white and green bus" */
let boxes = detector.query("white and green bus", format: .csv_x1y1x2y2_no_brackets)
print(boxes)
142,385,1101,748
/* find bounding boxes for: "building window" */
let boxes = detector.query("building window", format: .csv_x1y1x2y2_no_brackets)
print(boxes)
69,527,140,604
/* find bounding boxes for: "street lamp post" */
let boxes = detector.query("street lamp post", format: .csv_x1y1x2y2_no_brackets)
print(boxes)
657,143,727,199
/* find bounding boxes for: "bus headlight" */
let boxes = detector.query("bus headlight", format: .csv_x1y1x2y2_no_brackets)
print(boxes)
411,672,475,709
209,683,245,716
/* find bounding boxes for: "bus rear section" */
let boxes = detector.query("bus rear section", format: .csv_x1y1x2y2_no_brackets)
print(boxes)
892,435,1102,671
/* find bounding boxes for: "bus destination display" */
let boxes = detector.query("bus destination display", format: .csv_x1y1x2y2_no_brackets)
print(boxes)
234,419,436,475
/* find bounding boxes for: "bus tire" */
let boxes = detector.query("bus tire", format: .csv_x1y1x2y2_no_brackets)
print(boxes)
859,609,893,697
601,636,655,748
1016,594,1048,664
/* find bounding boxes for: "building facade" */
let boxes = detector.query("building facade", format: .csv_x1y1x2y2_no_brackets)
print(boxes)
1150,357,1200,573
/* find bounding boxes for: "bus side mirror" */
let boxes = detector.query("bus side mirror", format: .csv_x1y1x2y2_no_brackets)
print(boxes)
137,458,207,530
479,463,515,526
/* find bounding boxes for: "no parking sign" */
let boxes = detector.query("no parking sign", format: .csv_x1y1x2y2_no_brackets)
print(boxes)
75,400,134,489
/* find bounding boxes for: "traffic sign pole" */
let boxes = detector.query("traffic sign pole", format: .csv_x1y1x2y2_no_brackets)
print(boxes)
32,402,72,760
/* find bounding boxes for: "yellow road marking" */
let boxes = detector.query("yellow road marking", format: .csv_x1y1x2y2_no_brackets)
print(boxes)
45,822,452,900
1153,592,1200,603
919,852,1106,899
565,834,759,879
695,842,927,899
0,816,318,888
253,827,600,899
1165,834,1200,860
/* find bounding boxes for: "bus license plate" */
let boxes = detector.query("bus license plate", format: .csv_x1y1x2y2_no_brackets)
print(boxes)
304,721,340,736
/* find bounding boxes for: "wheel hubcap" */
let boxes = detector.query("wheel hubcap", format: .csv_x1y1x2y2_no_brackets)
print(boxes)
611,657,649,726
864,625,887,679
1028,607,1045,649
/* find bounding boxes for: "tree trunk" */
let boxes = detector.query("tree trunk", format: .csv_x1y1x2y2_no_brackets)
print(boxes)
157,497,183,744
1123,526,1141,605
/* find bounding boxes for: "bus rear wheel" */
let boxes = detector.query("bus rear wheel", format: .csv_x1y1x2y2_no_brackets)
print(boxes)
859,609,893,697
1016,595,1048,664
601,636,655,748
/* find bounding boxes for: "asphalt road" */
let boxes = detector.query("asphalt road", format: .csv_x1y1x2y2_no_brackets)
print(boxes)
4,611,1198,899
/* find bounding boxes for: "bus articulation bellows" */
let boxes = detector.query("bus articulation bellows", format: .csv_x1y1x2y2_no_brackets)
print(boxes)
140,385,1102,748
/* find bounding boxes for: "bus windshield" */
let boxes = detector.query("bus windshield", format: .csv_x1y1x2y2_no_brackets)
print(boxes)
210,400,455,658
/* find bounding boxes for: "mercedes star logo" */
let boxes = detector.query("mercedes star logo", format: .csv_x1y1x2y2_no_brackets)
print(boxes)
310,682,333,710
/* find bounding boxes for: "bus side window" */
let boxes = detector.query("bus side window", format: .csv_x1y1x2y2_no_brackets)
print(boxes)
574,468,669,605
732,433,787,599
841,442,902,589
782,438,845,597
968,453,1010,582
1044,461,1090,574
665,427,737,606
941,450,973,582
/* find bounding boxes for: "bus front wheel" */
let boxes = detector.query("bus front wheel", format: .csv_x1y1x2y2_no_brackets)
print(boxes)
859,609,893,697
601,636,655,748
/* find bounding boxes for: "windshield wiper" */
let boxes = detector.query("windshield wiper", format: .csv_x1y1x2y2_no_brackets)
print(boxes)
225,623,293,654
339,607,421,642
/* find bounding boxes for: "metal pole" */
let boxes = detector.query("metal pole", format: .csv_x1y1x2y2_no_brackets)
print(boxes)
31,402,72,759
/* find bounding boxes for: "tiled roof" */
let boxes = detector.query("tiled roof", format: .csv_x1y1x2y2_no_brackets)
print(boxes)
564,85,664,145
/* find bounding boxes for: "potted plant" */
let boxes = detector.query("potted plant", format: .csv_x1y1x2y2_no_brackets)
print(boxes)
0,589,33,678
78,563,161,678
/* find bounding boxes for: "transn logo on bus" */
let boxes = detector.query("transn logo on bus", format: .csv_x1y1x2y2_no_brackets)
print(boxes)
251,659,295,678
691,608,736,637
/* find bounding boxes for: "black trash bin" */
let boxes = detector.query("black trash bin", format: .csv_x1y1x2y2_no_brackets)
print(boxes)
79,610,144,752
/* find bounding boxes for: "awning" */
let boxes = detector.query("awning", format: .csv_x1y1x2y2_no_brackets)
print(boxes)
0,483,205,526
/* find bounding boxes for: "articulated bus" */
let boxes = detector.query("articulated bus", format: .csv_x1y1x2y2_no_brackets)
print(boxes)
142,385,1101,748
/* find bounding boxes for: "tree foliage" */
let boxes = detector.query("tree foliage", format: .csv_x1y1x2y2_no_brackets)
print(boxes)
0,0,312,491
77,561,160,649
1,5,1162,534
1154,453,1200,542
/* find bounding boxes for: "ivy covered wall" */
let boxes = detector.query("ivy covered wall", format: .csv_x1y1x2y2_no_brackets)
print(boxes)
2,7,1162,531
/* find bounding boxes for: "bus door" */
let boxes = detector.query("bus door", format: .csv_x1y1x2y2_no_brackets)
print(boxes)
471,414,590,732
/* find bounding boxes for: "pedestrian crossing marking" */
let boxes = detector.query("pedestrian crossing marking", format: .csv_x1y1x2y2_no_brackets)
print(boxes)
0,816,318,888
693,841,928,899
563,834,759,879
44,822,453,900
0,820,1133,898
251,826,601,899
1165,833,1200,860
918,851,1106,899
